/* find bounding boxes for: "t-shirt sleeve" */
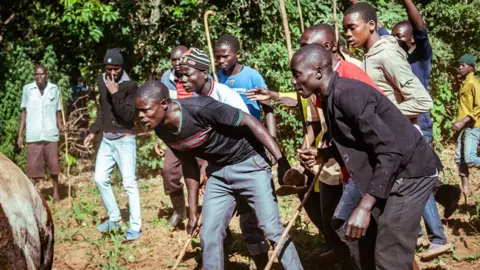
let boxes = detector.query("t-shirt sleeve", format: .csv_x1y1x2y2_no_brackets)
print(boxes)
200,98,244,127
20,86,27,109
56,86,62,111
413,29,432,61
251,70,268,89
171,148,200,181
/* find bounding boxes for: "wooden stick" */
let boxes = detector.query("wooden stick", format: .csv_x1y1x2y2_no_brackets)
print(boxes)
296,0,304,32
58,88,71,209
278,0,308,139
203,11,218,82
265,163,325,270
172,222,201,270
333,0,339,42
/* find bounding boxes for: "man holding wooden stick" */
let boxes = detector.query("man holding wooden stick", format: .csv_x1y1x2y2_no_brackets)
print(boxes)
136,78,303,269
292,44,442,269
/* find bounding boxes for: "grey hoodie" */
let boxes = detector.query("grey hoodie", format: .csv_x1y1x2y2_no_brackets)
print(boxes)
362,35,433,120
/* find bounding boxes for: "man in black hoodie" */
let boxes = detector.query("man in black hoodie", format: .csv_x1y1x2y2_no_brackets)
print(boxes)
84,48,142,241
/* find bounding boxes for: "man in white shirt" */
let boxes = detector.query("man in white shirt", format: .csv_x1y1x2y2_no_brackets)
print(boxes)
17,65,63,202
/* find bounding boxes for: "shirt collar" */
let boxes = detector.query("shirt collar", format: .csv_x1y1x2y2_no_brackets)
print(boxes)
169,68,176,83
102,71,130,85
325,72,339,97
333,60,341,71
207,80,215,96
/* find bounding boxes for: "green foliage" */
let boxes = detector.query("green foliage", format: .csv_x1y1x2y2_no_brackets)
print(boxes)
1,0,479,175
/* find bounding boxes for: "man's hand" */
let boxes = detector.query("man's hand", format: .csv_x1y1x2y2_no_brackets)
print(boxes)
297,147,325,168
275,97,298,108
17,136,24,149
187,212,199,236
277,156,291,185
105,75,119,95
84,133,95,148
154,138,165,156
246,88,273,101
453,117,471,132
345,206,371,240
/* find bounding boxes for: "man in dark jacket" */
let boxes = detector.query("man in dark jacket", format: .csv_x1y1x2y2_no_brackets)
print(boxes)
293,44,441,269
84,48,141,241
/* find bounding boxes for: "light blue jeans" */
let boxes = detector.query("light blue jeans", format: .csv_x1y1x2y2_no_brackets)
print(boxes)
94,136,141,232
201,155,302,270
455,127,480,177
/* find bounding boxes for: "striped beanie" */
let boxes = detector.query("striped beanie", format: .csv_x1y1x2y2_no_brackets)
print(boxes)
179,48,210,71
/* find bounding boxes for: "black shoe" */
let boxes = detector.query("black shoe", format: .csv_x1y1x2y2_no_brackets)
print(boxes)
167,192,187,227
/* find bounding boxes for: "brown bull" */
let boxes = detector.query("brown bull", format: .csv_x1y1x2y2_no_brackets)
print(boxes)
0,153,54,270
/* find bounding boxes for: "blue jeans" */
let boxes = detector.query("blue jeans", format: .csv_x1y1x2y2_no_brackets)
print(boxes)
201,155,302,270
418,194,447,245
455,127,480,177
94,136,141,232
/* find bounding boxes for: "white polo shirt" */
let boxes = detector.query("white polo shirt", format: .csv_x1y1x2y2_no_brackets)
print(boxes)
20,81,61,143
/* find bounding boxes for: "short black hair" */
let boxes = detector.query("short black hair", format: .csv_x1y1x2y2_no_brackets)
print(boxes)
393,20,413,34
136,80,170,103
304,24,336,43
344,2,377,27
215,34,240,52
294,43,332,72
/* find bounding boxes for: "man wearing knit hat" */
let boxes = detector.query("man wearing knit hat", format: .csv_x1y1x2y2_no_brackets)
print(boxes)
84,48,142,241
453,53,480,199
174,47,301,269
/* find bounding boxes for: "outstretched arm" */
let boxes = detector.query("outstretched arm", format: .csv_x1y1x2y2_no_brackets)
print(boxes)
402,0,426,32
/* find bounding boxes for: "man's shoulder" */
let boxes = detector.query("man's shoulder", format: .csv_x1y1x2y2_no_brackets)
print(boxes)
214,81,236,93
335,77,377,95
23,81,36,91
178,95,216,107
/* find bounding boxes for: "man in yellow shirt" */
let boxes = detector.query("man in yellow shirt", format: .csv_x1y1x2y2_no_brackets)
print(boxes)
453,53,480,198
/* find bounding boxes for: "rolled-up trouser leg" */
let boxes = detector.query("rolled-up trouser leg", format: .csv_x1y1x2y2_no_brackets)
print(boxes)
162,147,184,196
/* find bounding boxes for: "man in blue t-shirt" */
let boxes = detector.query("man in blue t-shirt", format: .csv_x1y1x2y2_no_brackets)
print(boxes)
391,0,458,258
214,34,276,138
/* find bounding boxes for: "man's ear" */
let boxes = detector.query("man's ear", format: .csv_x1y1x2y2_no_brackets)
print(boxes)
203,70,209,80
324,41,332,51
368,20,376,32
160,99,169,110
315,66,323,80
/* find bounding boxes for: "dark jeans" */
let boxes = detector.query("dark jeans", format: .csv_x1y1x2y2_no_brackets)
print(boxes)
336,176,437,270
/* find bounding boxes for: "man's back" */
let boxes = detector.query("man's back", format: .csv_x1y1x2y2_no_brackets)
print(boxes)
324,74,439,198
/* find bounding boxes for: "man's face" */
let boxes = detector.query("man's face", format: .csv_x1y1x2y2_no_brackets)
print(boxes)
290,55,321,98
177,65,207,93
34,67,48,89
299,31,334,52
105,65,123,81
392,25,413,52
343,13,375,49
171,50,185,71
136,97,166,129
215,45,238,73
458,63,474,77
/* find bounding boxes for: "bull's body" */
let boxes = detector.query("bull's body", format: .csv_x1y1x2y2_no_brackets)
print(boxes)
0,153,54,270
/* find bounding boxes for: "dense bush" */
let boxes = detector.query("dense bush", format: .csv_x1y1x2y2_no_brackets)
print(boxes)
0,0,476,174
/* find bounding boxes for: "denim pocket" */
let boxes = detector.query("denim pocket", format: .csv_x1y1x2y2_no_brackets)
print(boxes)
252,155,272,172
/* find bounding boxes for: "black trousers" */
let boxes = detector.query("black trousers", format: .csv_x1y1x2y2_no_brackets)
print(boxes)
300,171,356,270
336,176,437,270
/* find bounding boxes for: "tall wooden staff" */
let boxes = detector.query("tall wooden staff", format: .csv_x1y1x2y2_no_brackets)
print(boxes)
58,88,72,209
203,11,218,82
296,0,304,32
333,0,339,42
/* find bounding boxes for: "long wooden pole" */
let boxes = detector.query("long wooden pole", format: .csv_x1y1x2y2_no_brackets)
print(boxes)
172,221,201,270
58,88,71,209
296,0,304,32
278,0,308,140
333,0,339,42
204,11,218,82
265,163,324,270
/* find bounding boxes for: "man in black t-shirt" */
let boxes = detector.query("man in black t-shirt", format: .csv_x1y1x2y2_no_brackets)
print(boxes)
135,80,303,270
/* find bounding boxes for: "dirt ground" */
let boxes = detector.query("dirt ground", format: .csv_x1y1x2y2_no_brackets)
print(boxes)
44,146,480,270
